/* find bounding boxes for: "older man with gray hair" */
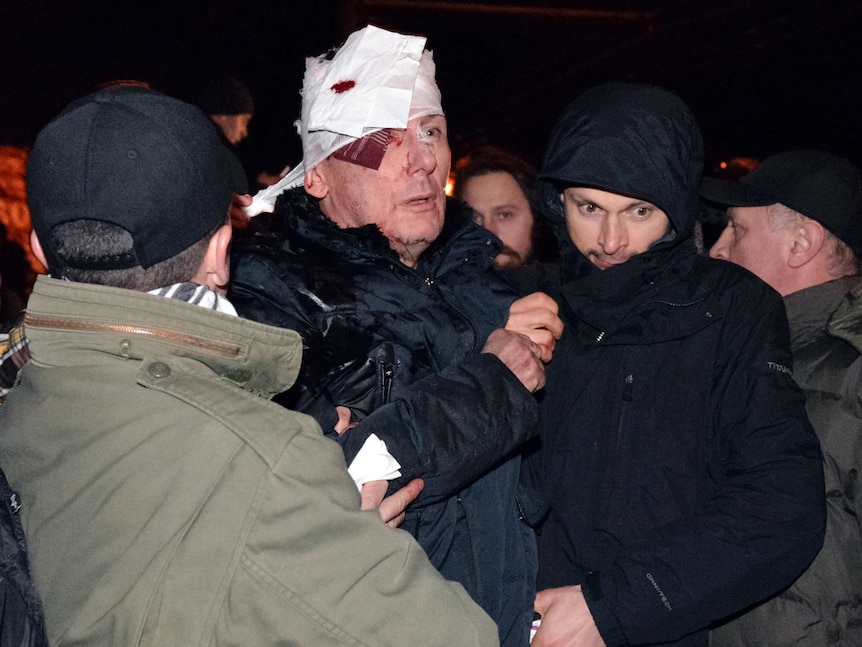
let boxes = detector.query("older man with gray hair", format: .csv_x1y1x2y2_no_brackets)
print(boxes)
705,150,862,646
231,25,562,647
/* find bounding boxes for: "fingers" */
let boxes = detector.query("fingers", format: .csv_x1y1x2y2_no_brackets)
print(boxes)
510,292,559,316
360,480,388,512
333,405,353,435
534,588,552,615
233,192,254,207
373,478,425,527
482,329,547,393
505,292,564,363
526,329,557,363
229,193,253,229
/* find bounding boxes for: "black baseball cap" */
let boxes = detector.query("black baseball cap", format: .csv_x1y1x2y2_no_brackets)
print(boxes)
27,85,246,271
701,149,862,249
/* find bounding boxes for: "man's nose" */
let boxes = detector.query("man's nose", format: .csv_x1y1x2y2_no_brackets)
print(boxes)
709,226,732,260
599,216,626,254
405,129,437,174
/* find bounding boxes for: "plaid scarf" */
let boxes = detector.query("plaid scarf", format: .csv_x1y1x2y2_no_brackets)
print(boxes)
0,311,29,401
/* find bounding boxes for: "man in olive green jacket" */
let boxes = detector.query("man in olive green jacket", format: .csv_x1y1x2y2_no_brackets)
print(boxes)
705,150,862,646
0,84,498,646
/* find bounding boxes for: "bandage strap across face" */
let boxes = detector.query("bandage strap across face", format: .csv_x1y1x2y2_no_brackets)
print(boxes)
243,25,444,216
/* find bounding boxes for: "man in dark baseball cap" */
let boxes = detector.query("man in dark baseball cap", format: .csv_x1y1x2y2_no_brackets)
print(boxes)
0,84,498,646
705,149,862,294
27,83,246,288
705,149,862,646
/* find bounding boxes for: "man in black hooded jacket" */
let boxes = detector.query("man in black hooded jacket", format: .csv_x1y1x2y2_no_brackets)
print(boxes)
527,83,826,647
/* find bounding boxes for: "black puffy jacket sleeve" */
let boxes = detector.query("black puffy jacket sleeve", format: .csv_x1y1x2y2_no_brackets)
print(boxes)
230,247,539,507
338,353,537,505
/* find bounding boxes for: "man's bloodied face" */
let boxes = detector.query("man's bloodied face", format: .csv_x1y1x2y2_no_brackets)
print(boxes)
312,114,451,267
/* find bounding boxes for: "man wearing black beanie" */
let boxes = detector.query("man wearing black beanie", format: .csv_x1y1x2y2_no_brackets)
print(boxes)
197,74,255,145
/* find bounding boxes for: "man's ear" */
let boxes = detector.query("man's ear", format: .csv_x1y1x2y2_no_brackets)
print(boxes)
303,165,329,199
194,224,233,294
30,230,48,268
787,218,825,269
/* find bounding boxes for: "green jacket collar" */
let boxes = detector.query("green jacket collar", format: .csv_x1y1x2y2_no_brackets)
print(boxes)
25,276,303,399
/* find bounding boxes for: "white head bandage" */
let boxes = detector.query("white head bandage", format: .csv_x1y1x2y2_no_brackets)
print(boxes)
246,25,443,216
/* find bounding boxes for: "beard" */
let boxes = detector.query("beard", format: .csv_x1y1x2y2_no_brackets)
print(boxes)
493,245,530,270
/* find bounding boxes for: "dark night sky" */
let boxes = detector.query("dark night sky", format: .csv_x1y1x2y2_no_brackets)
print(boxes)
3,0,862,178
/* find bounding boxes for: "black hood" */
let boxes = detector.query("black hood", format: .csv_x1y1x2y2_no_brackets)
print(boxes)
540,82,703,244
538,83,704,306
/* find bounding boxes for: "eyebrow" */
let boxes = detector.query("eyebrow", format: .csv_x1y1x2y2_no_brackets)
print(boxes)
566,192,657,211
626,200,657,210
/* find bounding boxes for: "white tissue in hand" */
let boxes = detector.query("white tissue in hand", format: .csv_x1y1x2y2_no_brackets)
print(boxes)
347,433,402,491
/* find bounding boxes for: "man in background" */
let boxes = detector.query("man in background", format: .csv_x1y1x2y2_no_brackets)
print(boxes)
455,145,558,271
705,149,862,647
197,74,254,146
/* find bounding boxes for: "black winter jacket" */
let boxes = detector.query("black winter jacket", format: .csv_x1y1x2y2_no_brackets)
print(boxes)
230,190,539,647
529,84,826,647
712,276,862,646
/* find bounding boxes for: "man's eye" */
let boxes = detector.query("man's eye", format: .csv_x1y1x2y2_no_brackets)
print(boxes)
496,211,512,220
634,207,651,217
580,203,596,213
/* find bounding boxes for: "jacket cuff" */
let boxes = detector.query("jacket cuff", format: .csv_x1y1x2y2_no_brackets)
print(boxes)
582,572,627,647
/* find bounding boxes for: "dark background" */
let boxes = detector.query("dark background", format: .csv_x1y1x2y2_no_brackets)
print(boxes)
3,0,862,179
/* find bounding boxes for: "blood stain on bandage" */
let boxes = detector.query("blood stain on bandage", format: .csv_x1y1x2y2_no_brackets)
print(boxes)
331,80,356,94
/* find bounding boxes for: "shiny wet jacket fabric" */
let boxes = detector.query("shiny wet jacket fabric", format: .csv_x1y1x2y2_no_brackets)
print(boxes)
230,190,540,647
528,84,826,647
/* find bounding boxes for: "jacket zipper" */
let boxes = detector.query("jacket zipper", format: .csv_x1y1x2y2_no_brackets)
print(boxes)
617,374,633,452
376,343,395,406
636,296,708,311
25,314,242,356
623,374,634,401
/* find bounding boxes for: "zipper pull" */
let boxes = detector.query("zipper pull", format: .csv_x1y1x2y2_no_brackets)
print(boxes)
376,343,395,406
623,374,634,401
